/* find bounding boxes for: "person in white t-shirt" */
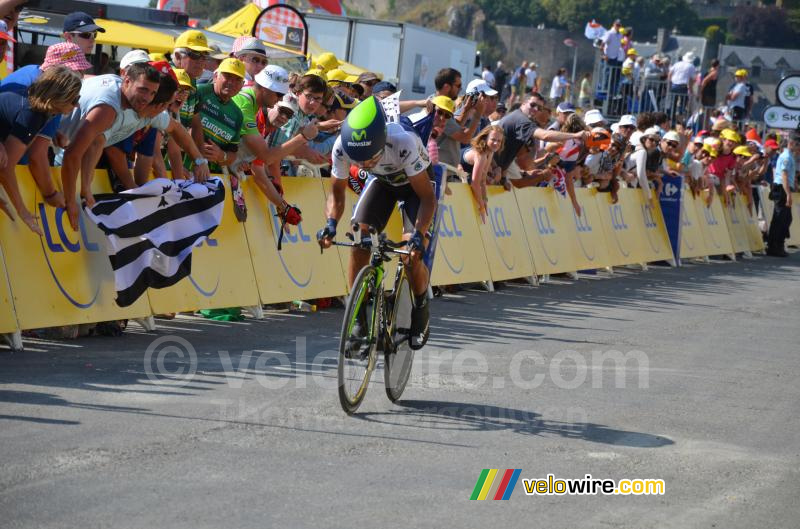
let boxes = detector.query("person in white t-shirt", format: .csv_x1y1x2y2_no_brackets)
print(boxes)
525,62,538,93
481,65,495,88
726,69,749,121
549,68,569,105
59,63,210,230
668,52,697,119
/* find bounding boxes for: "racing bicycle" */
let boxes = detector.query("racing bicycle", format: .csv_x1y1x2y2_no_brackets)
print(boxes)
332,229,421,415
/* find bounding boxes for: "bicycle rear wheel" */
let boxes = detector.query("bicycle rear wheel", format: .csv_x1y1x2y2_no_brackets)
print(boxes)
338,265,380,414
384,268,415,403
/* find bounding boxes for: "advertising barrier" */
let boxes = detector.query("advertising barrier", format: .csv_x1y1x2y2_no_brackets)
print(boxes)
478,186,535,282
694,191,735,257
0,168,151,329
0,170,780,340
722,195,753,254
516,187,580,276
679,192,712,260
570,188,613,271
244,176,347,304
0,244,18,334
430,184,491,286
596,190,657,266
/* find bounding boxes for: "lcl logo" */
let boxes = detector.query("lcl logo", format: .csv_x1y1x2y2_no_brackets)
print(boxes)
641,204,658,229
40,204,99,253
533,207,555,236
610,204,629,231
490,207,512,238
438,204,463,238
268,203,312,288
38,203,101,309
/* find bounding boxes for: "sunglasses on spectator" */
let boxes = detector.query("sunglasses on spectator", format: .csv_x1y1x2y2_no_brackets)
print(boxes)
186,50,209,61
363,79,379,87
302,92,324,103
620,124,635,129
666,141,679,148
244,55,268,66
533,104,551,113
71,31,97,40
645,137,658,143
435,108,453,120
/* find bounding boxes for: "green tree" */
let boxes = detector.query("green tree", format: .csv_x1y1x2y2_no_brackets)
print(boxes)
539,0,698,40
727,6,798,48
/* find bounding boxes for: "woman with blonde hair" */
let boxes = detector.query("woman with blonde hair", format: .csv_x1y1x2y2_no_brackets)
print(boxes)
459,124,504,222
0,65,82,234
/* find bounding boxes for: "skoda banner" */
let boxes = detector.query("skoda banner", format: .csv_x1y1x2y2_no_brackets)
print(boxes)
776,75,800,110
252,4,308,55
659,173,683,263
763,105,800,129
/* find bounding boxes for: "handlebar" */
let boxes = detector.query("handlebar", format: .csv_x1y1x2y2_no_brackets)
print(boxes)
330,230,410,257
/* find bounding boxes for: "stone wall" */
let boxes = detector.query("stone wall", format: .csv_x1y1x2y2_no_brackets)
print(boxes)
495,25,598,92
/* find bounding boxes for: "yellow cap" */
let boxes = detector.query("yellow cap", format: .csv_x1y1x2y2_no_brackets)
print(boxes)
149,52,167,63
304,67,325,79
326,68,347,82
627,48,637,56
720,129,741,143
431,95,455,114
702,144,718,158
175,30,213,53
173,68,194,90
733,145,752,157
315,51,341,72
735,68,748,77
216,58,246,79
619,27,627,35
344,74,359,84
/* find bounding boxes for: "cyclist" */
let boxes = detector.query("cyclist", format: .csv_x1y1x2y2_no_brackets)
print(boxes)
317,96,436,346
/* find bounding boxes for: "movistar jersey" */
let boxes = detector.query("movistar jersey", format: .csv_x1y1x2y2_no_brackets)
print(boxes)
331,123,430,187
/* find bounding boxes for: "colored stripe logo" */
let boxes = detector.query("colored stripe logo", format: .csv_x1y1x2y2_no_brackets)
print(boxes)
470,469,521,500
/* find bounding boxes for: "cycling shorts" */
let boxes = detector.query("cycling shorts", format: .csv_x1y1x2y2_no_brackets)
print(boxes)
350,176,420,234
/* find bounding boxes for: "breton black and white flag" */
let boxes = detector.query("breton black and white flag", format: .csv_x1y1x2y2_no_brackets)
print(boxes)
84,178,225,307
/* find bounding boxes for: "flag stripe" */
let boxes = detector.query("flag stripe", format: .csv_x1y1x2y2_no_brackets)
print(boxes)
470,469,490,500
85,178,225,308
94,190,223,238
109,226,217,271
493,469,515,500
115,254,193,307
486,468,504,500
477,469,498,500
500,469,521,500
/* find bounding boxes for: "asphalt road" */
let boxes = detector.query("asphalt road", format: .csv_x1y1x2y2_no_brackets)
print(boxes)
2,253,799,528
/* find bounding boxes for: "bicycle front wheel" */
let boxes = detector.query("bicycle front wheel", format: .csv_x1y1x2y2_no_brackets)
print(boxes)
384,268,415,403
338,265,380,414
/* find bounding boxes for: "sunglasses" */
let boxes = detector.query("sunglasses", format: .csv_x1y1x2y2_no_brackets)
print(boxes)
186,50,209,61
71,31,97,40
534,104,552,113
620,124,635,129
666,141,679,148
435,109,453,120
302,92,324,103
645,137,658,142
244,55,268,66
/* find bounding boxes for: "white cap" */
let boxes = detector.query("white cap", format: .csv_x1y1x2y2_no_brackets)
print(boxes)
466,78,498,96
662,130,680,143
610,123,620,134
254,65,290,94
682,51,696,63
644,126,662,138
120,49,150,70
618,114,637,127
277,95,299,114
584,109,606,126
630,130,643,146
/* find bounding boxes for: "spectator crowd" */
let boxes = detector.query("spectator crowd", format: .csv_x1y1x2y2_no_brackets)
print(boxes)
0,2,798,340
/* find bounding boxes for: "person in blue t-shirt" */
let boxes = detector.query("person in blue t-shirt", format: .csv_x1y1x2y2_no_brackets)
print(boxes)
0,66,83,234
766,134,799,256
0,42,91,208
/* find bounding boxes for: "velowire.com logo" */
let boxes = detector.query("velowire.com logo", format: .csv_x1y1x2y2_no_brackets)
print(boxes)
469,469,521,500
